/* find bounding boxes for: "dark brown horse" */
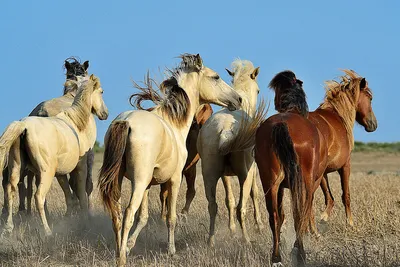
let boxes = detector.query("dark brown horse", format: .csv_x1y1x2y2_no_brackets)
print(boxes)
160,103,213,219
255,70,377,266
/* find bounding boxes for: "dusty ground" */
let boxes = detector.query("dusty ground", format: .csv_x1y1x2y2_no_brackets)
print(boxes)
0,152,399,266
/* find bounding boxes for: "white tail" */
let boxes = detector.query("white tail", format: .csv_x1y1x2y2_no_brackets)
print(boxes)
0,121,27,170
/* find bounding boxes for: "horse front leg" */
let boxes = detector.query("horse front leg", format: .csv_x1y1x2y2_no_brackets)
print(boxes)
69,157,88,218
86,148,94,217
181,164,196,215
339,160,353,227
249,165,264,231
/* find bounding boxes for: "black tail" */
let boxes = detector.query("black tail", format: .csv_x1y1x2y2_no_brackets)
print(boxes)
269,70,308,117
271,122,310,237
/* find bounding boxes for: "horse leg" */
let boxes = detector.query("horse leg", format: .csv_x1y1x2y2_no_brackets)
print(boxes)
35,171,55,236
265,183,282,266
70,158,89,217
236,162,255,244
35,175,49,218
202,157,223,247
222,175,236,235
2,168,9,217
181,165,196,215
86,148,94,217
249,166,264,231
166,172,182,255
308,194,320,237
339,160,353,226
320,173,335,222
56,175,75,216
112,173,124,255
119,179,148,266
26,171,34,215
17,174,27,212
127,188,149,252
159,183,168,221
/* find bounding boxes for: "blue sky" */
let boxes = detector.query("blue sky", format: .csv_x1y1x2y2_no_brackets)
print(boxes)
0,1,398,143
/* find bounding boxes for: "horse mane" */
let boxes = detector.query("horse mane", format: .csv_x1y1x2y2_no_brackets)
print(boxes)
319,69,365,149
129,54,200,128
269,70,309,117
62,75,100,131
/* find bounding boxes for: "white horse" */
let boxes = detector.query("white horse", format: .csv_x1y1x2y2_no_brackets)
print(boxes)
1,57,93,217
0,74,108,236
197,59,266,246
98,54,242,267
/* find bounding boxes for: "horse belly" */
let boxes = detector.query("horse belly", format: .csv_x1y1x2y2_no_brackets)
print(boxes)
56,148,80,175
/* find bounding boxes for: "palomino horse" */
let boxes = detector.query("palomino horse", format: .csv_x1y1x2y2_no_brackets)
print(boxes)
1,57,94,217
0,74,108,236
254,70,377,266
129,75,214,218
159,104,213,219
98,54,242,267
197,59,265,246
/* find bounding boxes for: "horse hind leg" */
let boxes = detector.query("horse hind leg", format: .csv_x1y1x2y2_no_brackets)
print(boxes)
26,171,34,215
35,171,55,236
1,168,9,217
118,176,150,266
181,165,196,215
222,175,236,235
250,166,264,231
127,188,149,253
70,158,89,218
320,173,334,222
17,173,27,212
2,138,26,236
339,161,354,227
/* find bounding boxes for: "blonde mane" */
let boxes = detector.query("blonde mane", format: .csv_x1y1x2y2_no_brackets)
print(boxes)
319,69,364,149
62,75,100,131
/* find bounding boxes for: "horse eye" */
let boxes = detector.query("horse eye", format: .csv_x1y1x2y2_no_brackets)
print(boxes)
213,75,220,80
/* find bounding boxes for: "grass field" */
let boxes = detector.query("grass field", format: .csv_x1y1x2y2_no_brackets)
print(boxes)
0,151,399,266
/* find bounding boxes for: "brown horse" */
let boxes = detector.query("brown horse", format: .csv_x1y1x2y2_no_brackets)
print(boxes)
254,70,377,266
160,104,213,219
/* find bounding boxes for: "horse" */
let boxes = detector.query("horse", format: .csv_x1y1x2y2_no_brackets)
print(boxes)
254,70,377,267
128,75,214,218
159,104,213,219
1,57,93,217
197,59,266,246
98,53,242,267
0,74,108,237
314,74,377,226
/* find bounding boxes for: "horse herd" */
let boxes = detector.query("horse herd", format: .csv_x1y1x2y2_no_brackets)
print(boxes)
0,54,377,267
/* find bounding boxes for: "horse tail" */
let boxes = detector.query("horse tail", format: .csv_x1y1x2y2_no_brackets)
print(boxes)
98,121,130,217
219,98,268,155
0,121,27,171
269,70,309,117
271,122,310,238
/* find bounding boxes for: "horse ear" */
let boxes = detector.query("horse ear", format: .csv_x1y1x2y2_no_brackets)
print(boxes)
195,54,203,71
83,61,89,71
250,67,260,80
65,60,71,70
226,68,234,77
90,74,95,80
360,78,366,89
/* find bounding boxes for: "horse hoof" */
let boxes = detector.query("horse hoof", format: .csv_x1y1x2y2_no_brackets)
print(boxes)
168,246,176,255
320,212,329,222
272,262,284,267
208,236,215,248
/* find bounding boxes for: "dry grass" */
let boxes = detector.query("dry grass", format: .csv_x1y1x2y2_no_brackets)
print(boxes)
0,152,400,266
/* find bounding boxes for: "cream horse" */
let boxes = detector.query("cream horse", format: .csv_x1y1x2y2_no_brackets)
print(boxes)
197,59,266,246
1,58,93,217
0,74,108,236
98,54,242,267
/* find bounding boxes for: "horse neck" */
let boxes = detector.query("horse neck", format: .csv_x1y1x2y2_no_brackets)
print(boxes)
319,96,357,149
170,74,200,141
58,87,93,133
236,86,258,117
